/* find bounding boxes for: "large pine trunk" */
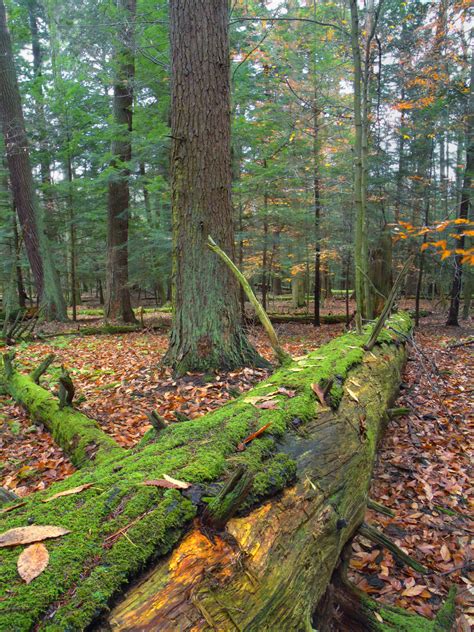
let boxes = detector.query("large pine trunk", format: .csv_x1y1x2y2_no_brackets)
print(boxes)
0,315,449,632
105,0,137,324
164,0,260,374
0,0,66,320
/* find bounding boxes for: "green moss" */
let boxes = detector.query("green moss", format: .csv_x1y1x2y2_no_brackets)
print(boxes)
359,582,455,631
4,370,123,467
0,312,413,631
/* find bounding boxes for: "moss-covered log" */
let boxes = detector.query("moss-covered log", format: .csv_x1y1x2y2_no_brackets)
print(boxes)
251,313,349,325
1,354,123,467
0,313,438,632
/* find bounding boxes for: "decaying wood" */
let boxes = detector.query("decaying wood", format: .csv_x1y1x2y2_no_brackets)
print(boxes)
107,339,409,630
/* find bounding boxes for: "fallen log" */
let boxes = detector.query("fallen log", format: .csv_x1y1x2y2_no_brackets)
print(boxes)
1,352,123,466
251,313,350,325
0,313,446,631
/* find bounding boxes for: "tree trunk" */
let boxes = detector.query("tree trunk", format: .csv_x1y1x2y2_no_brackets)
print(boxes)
349,0,370,327
0,315,423,632
105,0,137,324
313,106,322,327
292,272,306,308
0,0,66,320
446,51,473,326
370,228,393,316
164,0,261,374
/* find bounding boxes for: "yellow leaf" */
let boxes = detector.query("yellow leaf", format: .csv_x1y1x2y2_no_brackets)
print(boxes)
17,543,49,584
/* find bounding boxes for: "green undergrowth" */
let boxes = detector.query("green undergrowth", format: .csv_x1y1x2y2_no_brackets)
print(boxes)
0,312,412,631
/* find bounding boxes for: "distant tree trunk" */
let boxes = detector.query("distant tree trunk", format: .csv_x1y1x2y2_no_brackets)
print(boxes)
12,205,26,308
349,0,371,329
0,0,66,320
292,273,306,308
313,106,322,327
370,228,393,316
446,52,473,326
262,188,269,312
139,161,153,226
164,0,261,374
105,0,137,323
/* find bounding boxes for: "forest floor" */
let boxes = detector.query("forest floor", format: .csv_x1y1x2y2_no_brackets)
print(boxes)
0,301,472,629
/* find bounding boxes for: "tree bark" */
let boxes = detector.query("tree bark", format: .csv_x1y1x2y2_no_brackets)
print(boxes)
0,0,66,320
105,0,137,324
0,315,419,631
164,0,261,374
446,50,473,326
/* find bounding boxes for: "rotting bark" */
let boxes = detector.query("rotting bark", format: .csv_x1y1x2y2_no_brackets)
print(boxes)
0,313,434,632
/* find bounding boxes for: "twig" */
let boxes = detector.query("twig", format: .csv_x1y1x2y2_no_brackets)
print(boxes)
207,236,292,365
364,256,414,351
359,522,428,574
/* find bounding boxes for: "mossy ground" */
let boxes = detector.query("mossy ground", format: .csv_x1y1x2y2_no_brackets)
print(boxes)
0,313,412,631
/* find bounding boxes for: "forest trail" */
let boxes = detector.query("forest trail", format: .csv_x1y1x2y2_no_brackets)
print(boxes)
1,307,472,627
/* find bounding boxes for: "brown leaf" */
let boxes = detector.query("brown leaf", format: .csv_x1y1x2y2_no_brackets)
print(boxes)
440,543,451,562
277,387,296,398
142,479,182,489
401,585,426,597
255,400,279,410
0,525,70,548
237,422,272,451
42,483,93,503
17,543,49,583
0,502,26,515
311,382,327,406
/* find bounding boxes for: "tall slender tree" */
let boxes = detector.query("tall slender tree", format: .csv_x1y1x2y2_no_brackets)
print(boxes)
105,0,137,322
165,0,262,374
0,0,66,319
446,50,473,326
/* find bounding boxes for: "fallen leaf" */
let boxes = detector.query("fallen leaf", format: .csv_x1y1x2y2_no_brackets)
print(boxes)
142,479,183,489
237,422,272,451
162,474,191,489
17,543,49,583
402,585,426,597
277,387,296,398
311,382,327,406
42,483,93,503
346,387,360,403
0,502,26,515
255,400,279,409
440,544,451,562
0,525,70,548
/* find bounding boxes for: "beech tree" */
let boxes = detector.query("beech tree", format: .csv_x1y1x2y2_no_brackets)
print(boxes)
0,0,66,320
164,0,262,374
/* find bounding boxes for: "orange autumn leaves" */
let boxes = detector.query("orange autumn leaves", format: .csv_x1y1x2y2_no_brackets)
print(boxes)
395,218,474,264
